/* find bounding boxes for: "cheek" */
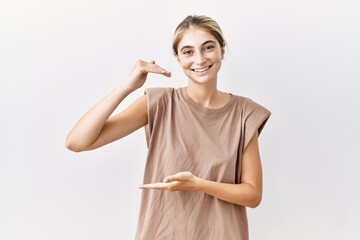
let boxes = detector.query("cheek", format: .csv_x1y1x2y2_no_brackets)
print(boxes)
215,51,224,61
178,57,192,69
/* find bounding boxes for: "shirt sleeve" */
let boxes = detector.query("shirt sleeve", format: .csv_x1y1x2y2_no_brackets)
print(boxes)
242,98,271,151
144,87,172,147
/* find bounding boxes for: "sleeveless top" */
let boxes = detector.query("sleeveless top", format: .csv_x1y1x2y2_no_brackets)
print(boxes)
135,87,271,240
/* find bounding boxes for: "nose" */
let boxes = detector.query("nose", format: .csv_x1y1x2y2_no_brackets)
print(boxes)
194,52,206,65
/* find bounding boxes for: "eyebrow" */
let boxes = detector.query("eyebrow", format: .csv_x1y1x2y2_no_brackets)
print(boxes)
179,40,216,52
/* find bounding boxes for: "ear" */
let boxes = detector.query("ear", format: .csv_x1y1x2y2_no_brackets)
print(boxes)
221,47,225,60
174,53,180,63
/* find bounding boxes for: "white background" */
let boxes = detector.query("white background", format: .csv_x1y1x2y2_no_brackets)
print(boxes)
1,0,359,239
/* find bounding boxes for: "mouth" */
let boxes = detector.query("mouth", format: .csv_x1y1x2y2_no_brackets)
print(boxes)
191,65,213,73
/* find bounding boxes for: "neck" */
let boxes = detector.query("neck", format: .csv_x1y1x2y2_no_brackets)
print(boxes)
186,78,219,108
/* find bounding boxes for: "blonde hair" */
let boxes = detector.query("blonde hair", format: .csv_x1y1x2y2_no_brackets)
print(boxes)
172,15,227,56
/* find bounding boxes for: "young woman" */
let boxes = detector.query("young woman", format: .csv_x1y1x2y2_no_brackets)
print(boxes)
66,15,271,240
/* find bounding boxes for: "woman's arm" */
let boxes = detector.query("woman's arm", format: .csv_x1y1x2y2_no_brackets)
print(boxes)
198,132,263,208
65,60,171,152
140,132,263,208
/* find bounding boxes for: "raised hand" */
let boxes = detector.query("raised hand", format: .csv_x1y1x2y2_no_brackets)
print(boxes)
122,59,171,91
139,171,200,192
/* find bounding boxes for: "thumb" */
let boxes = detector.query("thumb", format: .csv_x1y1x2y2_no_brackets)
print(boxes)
163,174,177,183
164,172,190,182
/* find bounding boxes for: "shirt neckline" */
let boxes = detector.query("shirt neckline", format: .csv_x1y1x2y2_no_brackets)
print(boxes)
179,87,236,115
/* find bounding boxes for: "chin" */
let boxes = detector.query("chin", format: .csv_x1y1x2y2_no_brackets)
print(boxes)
187,75,216,85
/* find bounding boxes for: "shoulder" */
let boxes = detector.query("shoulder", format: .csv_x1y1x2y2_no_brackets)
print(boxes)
144,87,174,100
229,93,271,139
231,93,270,114
144,87,178,109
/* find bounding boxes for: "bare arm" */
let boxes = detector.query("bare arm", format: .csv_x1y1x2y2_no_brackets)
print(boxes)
197,132,263,207
65,60,171,152
140,132,263,208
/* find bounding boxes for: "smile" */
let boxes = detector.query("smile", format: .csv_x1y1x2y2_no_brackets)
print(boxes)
192,65,212,73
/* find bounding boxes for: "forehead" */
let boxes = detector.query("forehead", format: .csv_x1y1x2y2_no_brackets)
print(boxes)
178,27,218,47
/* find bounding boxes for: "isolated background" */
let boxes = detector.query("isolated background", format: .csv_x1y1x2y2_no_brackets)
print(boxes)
1,0,359,239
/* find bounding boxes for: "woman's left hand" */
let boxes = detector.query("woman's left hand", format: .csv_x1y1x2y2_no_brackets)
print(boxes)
139,171,201,191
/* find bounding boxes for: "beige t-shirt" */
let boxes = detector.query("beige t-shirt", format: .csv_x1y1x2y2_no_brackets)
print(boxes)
135,87,271,240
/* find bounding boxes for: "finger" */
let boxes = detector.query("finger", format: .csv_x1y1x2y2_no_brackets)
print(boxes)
164,172,192,182
164,175,187,183
143,62,171,77
139,182,169,189
148,67,171,77
163,175,175,183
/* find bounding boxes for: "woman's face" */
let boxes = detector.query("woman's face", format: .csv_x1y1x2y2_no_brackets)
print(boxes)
176,27,224,85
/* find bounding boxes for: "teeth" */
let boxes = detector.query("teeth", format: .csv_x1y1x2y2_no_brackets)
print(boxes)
193,66,209,72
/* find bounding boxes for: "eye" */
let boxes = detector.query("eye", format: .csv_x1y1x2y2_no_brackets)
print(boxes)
182,50,193,55
204,45,215,52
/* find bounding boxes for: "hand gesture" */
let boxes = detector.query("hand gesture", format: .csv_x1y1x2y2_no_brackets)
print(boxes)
123,60,171,91
139,171,200,192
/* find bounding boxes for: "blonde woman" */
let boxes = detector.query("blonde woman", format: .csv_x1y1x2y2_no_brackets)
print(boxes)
66,15,271,240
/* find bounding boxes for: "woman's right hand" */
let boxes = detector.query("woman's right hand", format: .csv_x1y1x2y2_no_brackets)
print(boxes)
65,59,171,152
122,60,171,91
